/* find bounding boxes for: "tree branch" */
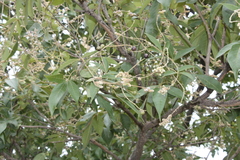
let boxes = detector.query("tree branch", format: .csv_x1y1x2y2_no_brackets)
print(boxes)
194,4,212,75
115,102,143,129
201,99,240,107
20,125,121,160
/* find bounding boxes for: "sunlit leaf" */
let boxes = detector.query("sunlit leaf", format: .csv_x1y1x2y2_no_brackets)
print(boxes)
215,41,240,58
5,78,19,90
45,74,64,83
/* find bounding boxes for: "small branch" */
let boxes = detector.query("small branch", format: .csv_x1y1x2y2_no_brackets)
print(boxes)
229,146,240,160
194,4,212,75
90,139,121,160
28,100,53,125
115,102,143,129
0,152,17,160
172,25,205,60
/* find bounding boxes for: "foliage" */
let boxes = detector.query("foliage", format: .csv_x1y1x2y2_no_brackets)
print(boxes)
0,0,240,159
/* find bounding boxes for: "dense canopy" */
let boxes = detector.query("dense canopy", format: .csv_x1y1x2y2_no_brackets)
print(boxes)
0,0,240,159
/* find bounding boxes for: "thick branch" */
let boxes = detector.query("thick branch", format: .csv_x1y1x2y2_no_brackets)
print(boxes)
201,99,240,107
129,130,147,160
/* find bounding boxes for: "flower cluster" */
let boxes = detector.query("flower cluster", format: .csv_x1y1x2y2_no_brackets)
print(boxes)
144,87,154,93
81,37,90,50
158,85,170,95
153,66,165,75
159,114,172,126
115,72,133,87
113,10,123,17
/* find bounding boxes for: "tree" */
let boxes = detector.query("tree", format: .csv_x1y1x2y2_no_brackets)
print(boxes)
0,0,240,159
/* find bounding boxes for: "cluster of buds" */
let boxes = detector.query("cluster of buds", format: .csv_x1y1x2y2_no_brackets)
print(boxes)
158,85,170,95
113,10,123,17
115,71,133,87
144,87,154,93
153,66,165,75
159,114,172,126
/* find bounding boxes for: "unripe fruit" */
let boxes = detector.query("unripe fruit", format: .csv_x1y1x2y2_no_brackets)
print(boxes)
131,46,137,51
144,53,149,58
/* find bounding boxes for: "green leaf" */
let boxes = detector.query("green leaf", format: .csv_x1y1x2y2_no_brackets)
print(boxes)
157,0,171,8
215,41,240,58
117,96,140,115
180,72,195,80
146,33,162,51
50,0,65,5
152,88,167,119
220,3,239,11
121,114,131,130
145,0,160,36
67,80,80,102
162,70,176,77
104,114,112,129
56,59,79,73
102,128,113,145
102,57,109,72
0,122,7,134
45,74,64,83
92,115,104,135
33,153,46,160
178,65,195,71
80,112,96,122
196,74,222,93
164,10,178,24
96,95,113,119
227,44,240,80
86,83,99,102
168,86,183,98
190,25,208,55
5,78,19,90
10,42,18,58
82,123,92,148
174,46,197,60
85,14,97,37
80,69,93,78
48,82,67,116
237,116,240,132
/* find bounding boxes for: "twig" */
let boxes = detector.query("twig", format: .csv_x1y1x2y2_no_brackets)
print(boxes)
194,4,212,75
229,146,240,160
115,102,143,129
28,100,53,125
